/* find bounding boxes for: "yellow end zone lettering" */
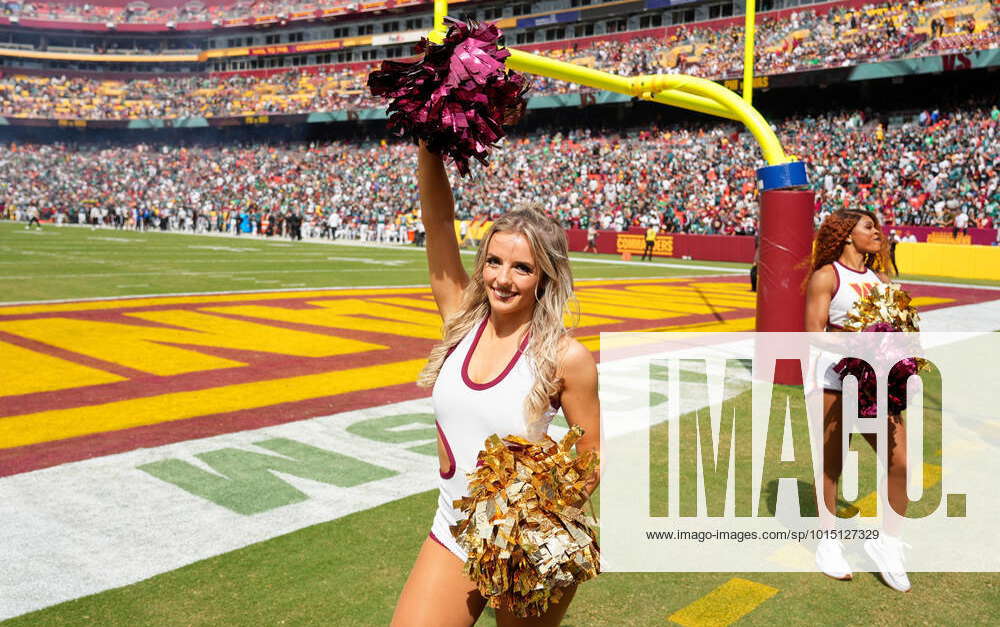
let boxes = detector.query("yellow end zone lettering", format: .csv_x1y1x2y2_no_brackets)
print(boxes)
0,340,125,396
0,310,385,377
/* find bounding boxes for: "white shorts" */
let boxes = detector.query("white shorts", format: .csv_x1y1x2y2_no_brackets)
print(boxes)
812,351,844,393
429,487,467,562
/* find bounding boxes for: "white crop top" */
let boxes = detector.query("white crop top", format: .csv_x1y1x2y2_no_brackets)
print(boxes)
827,260,882,329
431,318,558,528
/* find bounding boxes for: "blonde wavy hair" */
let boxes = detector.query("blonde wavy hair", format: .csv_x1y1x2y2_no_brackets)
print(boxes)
417,209,578,428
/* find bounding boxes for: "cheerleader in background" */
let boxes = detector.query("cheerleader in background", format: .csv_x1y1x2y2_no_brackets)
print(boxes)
804,209,911,592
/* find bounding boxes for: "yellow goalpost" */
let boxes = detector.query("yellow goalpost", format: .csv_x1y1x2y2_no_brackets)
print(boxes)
429,0,790,166
427,0,814,336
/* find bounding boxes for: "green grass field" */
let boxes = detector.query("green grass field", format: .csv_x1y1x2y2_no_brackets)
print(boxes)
2,222,992,305
2,220,998,626
0,222,746,304
10,389,998,627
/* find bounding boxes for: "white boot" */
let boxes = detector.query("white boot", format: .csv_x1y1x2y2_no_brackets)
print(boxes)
864,534,911,592
816,538,853,580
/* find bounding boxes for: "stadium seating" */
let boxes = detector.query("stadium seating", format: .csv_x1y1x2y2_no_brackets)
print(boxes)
0,1,994,120
2,105,997,239
2,0,351,25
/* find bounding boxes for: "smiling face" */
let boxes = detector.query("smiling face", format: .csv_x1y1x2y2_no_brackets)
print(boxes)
482,230,541,319
848,215,882,254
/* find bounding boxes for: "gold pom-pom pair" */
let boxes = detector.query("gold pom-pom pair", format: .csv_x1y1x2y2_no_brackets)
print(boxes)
451,426,600,618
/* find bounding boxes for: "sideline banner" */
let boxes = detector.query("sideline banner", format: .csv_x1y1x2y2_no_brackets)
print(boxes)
566,228,755,262
888,225,997,246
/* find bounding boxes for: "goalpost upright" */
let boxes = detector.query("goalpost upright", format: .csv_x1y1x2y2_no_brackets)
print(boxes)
428,0,814,334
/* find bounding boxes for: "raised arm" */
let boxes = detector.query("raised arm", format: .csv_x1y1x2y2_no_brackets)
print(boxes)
418,142,469,320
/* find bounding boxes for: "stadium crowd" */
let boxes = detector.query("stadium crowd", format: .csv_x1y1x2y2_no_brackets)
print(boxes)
0,1,996,120
3,104,998,239
0,68,370,120
1,0,353,25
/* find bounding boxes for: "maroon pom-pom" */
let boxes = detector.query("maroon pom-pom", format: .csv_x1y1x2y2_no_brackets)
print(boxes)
833,324,919,416
367,18,528,176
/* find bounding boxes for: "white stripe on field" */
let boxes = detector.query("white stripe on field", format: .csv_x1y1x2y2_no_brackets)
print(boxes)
0,275,740,307
1,297,997,619
2,220,749,273
0,283,433,307
0,357,749,622
0,268,427,280
0,398,567,620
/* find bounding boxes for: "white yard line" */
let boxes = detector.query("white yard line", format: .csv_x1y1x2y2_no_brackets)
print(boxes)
918,298,1000,331
900,278,1000,291
0,361,716,621
0,398,441,621
0,292,996,618
0,283,433,307
0,268,427,280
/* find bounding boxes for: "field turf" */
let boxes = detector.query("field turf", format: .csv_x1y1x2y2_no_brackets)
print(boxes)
0,222,743,304
2,220,998,626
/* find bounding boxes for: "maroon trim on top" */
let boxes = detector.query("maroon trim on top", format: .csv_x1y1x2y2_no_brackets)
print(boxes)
461,318,529,391
436,420,456,479
824,263,841,332
428,531,449,550
834,260,871,276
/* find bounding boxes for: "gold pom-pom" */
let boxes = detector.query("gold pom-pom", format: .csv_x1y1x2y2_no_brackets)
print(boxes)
842,282,921,332
451,426,600,617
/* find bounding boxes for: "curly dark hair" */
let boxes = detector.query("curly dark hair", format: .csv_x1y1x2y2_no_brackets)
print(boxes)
810,209,892,276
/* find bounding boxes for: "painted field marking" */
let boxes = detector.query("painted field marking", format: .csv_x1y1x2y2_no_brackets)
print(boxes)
1,372,683,620
0,268,430,281
138,437,400,516
0,310,386,376
0,340,125,396
764,543,815,570
372,297,441,312
0,277,717,309
326,256,411,266
0,358,426,449
4,276,996,622
4,280,987,453
187,245,261,253
577,317,757,350
909,296,955,307
668,577,779,627
88,237,141,243
0,277,752,320
839,461,942,518
0,286,433,315
2,281,749,444
0,397,447,621
204,299,445,339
